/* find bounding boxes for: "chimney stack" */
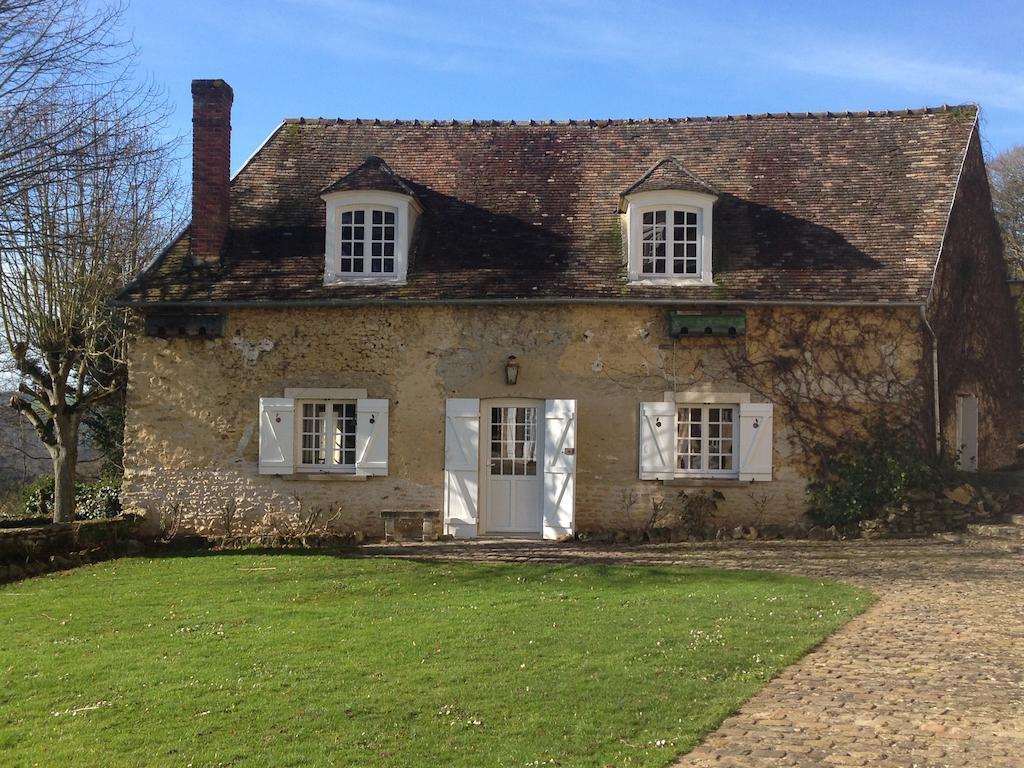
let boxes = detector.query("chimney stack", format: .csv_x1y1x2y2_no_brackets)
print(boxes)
190,79,233,266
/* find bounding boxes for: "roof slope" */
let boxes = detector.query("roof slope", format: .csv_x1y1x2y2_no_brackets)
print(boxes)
121,106,978,306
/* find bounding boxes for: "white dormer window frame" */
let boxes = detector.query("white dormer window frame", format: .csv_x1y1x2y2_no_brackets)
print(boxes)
624,190,716,286
322,190,421,285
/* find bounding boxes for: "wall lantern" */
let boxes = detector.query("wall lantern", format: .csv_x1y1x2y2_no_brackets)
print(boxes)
505,355,520,385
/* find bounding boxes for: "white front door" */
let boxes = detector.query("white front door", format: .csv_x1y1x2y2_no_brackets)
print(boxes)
483,401,543,534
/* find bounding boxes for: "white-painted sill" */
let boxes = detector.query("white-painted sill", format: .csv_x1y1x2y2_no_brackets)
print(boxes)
627,277,716,288
663,476,744,487
323,274,407,287
292,469,368,481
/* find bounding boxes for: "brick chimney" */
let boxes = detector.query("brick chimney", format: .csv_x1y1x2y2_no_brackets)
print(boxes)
190,79,233,266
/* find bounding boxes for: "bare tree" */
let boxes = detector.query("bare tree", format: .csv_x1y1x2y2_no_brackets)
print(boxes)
989,145,1024,277
0,1,181,522
0,1,140,205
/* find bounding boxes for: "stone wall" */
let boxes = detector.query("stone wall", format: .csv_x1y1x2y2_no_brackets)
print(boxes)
927,124,1022,469
122,303,927,537
0,517,146,582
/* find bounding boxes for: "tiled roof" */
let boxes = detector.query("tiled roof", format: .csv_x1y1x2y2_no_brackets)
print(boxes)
120,105,979,306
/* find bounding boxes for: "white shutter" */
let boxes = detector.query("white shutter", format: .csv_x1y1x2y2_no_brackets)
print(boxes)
639,401,676,480
444,398,480,538
542,399,576,540
355,399,389,476
738,402,773,481
259,397,295,475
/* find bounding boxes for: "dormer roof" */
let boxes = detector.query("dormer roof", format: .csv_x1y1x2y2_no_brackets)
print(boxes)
320,155,418,198
620,157,719,207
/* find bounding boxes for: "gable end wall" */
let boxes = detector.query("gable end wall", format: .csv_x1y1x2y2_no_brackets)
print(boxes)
927,125,1021,468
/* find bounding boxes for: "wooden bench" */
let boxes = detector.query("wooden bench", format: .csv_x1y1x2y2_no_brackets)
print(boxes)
380,510,441,542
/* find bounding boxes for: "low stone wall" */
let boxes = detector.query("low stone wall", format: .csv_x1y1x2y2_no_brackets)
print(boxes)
859,483,1007,539
0,516,148,583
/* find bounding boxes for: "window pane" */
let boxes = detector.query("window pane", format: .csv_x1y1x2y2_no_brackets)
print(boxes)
384,211,395,224
643,211,654,225
301,403,327,465
330,402,357,467
489,406,538,476
341,211,352,225
354,210,364,224
687,212,697,225
674,210,686,225
655,210,666,224
372,209,382,224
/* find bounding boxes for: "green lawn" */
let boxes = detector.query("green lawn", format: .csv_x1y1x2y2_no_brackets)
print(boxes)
0,554,871,767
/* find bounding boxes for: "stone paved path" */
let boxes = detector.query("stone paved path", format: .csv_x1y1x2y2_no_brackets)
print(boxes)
363,536,1024,767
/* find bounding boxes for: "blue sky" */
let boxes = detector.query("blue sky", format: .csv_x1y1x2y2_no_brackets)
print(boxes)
124,0,1024,173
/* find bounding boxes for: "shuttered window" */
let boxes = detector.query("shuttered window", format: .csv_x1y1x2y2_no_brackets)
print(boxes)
260,395,389,477
639,400,773,482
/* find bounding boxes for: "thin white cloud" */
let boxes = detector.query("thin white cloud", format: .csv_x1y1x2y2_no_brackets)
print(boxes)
776,44,1024,111
220,0,1024,114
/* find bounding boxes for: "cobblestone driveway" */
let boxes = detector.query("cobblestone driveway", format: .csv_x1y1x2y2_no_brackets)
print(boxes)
364,537,1024,767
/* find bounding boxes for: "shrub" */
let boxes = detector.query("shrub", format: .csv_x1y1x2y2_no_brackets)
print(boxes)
20,476,54,518
20,476,122,521
676,489,724,535
806,424,940,527
75,479,123,520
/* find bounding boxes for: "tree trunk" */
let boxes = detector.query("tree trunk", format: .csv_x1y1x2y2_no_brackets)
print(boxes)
51,413,80,524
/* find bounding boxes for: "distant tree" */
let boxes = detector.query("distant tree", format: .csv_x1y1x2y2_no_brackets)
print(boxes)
989,145,1024,277
0,0,181,522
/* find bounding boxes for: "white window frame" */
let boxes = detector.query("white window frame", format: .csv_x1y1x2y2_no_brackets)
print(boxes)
322,190,421,286
288,388,369,475
624,190,716,286
674,403,739,478
667,391,749,480
296,399,358,473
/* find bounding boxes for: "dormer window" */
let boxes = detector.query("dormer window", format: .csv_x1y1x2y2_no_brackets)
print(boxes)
640,207,700,276
620,158,718,286
338,207,396,274
321,156,421,285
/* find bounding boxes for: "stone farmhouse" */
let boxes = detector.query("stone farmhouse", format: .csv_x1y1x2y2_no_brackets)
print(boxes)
116,79,1020,539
